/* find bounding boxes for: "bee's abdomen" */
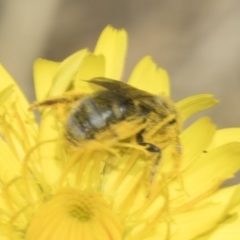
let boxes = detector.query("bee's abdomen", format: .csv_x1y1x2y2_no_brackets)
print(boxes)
65,93,136,142
66,98,105,141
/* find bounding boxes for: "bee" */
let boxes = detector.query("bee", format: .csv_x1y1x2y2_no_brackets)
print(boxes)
30,78,181,180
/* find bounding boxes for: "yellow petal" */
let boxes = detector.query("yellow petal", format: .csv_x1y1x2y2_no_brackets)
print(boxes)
33,59,60,101
94,25,127,80
194,185,240,240
208,128,240,150
38,110,62,184
0,64,29,107
1,102,38,159
180,117,216,170
172,185,240,240
183,143,240,196
128,56,170,96
74,53,105,92
0,139,21,182
198,214,240,240
208,185,240,214
0,84,14,103
0,66,38,158
172,206,225,240
48,49,89,97
177,94,218,122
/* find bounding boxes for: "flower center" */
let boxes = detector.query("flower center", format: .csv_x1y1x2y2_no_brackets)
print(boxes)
66,193,96,222
26,188,122,240
69,205,92,222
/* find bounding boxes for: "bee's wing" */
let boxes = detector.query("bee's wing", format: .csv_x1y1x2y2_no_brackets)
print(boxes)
89,77,164,111
88,78,153,98
88,78,130,91
90,78,174,117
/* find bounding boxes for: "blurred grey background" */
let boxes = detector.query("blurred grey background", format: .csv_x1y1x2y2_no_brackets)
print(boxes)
0,0,240,129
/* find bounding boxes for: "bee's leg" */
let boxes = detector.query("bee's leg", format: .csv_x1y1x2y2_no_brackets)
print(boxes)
136,131,162,189
136,130,160,153
150,151,162,180
29,93,87,110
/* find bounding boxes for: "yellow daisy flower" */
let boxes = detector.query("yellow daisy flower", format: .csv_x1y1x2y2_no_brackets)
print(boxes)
0,25,240,240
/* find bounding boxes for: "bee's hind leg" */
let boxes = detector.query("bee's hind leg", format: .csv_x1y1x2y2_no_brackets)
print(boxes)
136,130,162,186
136,130,160,153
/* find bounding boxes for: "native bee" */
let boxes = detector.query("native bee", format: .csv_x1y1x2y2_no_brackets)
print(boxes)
30,78,181,175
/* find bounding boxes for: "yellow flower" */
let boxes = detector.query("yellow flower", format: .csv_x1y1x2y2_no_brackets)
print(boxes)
0,25,240,240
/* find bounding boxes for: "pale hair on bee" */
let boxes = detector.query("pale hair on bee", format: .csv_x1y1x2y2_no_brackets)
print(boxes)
30,78,182,183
